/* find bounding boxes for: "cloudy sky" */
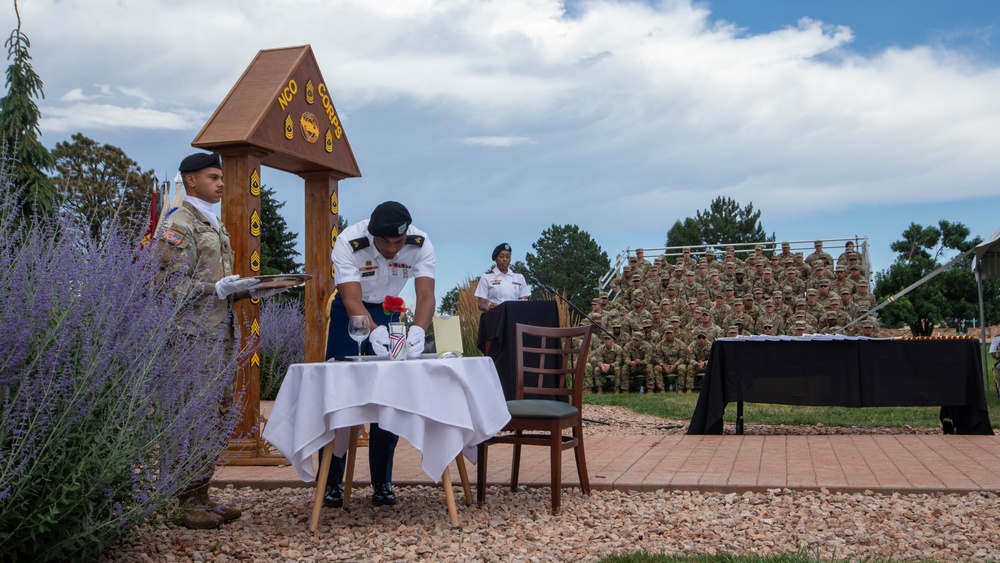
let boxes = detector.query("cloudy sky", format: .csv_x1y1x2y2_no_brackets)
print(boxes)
10,0,1000,305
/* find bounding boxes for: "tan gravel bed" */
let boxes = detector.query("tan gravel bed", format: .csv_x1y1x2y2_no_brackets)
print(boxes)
103,406,988,562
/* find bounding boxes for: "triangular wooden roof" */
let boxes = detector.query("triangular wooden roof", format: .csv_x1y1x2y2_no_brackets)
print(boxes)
193,45,361,179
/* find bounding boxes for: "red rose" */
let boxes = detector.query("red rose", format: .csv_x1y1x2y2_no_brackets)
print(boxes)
382,295,408,317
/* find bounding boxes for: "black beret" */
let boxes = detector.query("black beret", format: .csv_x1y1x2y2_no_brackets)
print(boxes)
368,201,412,237
179,152,223,173
492,243,511,261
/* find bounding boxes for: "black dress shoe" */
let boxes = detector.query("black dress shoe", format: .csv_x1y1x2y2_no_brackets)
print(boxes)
371,482,397,506
323,484,344,508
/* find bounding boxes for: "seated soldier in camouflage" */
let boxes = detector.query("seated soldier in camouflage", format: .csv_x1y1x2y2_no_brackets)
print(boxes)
656,325,689,393
586,333,624,394
820,311,842,334
859,317,879,337
791,320,808,336
623,331,655,394
694,307,724,342
687,329,712,393
669,315,692,344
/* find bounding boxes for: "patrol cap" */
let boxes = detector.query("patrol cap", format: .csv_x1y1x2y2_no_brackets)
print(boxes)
733,318,745,325
725,263,735,269
682,247,691,252
794,298,806,306
754,244,762,250
611,321,622,328
602,333,614,340
688,298,698,305
660,272,671,280
782,241,790,248
368,201,412,237
636,247,644,253
674,265,685,271
840,287,852,294
727,325,738,332
793,311,806,318
819,280,830,286
772,290,783,298
660,298,672,306
784,258,795,265
850,265,861,270
814,240,823,246
762,321,773,328
632,331,644,340
825,311,838,319
669,316,681,323
492,242,511,261
632,290,644,299
664,325,675,333
623,264,632,271
685,270,695,276
591,298,601,305
794,321,807,329
642,319,653,328
835,264,846,272
860,318,875,327
179,152,222,173
600,291,609,299
695,307,708,315
651,308,663,315
763,300,774,307
806,288,818,296
753,287,763,294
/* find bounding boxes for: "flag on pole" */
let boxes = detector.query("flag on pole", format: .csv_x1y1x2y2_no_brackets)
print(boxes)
139,189,159,249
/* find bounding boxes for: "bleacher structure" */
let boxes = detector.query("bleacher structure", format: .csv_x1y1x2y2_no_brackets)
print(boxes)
599,237,871,300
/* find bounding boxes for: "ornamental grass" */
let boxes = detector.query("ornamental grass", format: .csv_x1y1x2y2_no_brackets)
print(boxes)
0,151,249,561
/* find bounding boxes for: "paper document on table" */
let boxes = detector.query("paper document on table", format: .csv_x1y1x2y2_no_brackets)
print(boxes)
432,315,463,357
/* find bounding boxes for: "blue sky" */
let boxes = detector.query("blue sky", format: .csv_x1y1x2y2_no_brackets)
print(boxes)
8,0,1000,307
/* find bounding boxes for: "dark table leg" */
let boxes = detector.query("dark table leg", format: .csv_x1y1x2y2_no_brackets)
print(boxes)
736,401,744,435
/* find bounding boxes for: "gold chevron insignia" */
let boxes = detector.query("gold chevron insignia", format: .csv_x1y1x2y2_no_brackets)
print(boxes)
250,210,262,237
251,351,260,367
251,318,260,336
305,79,315,104
331,264,336,278
250,169,261,197
325,129,334,153
331,227,338,248
331,192,338,214
250,297,260,304
284,114,294,140
250,250,261,272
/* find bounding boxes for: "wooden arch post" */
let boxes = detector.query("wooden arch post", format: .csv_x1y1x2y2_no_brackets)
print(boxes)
193,46,361,465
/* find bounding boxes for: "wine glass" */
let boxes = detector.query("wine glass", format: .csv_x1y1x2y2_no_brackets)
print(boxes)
347,315,371,360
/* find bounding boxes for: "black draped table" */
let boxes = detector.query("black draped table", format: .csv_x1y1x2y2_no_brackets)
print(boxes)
477,300,559,400
688,337,994,435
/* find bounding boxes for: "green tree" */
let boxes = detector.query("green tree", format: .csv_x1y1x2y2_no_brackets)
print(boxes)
0,3,58,219
665,196,773,253
51,133,153,244
438,286,460,315
259,185,301,276
874,220,999,336
523,224,610,311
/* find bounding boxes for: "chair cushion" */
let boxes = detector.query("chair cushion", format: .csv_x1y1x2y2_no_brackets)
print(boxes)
506,399,578,419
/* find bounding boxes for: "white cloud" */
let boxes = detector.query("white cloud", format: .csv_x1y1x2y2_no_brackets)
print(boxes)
40,104,208,133
461,136,534,147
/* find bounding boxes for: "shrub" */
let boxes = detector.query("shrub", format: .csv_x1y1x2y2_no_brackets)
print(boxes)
259,297,304,400
0,152,246,561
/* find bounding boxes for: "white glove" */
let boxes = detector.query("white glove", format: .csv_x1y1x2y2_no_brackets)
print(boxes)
214,275,260,300
406,326,426,358
250,286,290,300
369,325,391,357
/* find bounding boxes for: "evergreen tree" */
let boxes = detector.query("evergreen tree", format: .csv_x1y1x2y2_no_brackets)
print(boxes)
665,196,773,253
523,224,610,311
259,185,302,275
0,2,58,219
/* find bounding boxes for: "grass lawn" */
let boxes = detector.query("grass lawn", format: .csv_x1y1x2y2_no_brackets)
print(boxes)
585,379,1000,429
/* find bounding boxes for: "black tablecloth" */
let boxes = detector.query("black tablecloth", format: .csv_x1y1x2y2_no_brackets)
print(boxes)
477,300,559,400
688,339,993,435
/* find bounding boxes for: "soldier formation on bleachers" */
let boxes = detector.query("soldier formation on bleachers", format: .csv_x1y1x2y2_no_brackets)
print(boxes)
583,241,879,395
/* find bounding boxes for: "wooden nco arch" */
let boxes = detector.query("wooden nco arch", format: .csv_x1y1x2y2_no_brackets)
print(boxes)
193,45,361,465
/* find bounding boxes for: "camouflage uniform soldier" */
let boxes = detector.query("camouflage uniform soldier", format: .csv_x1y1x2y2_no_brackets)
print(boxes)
793,252,812,280
586,334,624,393
848,264,869,291
838,288,858,320
859,318,880,337
623,331,655,394
680,298,701,328
831,265,856,297
694,308,724,343
687,330,712,393
633,248,652,279
732,271,752,297
669,316,692,345
791,320,809,336
677,270,705,301
642,319,662,347
815,280,837,308
771,291,792,320
820,311,842,334
742,294,761,327
756,268,779,298
669,265,686,290
158,152,279,529
805,288,826,321
853,283,876,311
755,300,784,335
728,301,754,330
846,253,868,279
709,294,732,330
610,320,629,348
805,240,834,270
657,326,689,392
677,247,697,272
781,267,806,299
792,299,818,330
836,241,857,270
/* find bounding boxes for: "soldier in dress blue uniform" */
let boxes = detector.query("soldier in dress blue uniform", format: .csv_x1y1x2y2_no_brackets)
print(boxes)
321,201,436,509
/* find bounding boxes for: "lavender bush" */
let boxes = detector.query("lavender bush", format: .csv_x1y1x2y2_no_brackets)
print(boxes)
0,152,246,561
258,297,304,400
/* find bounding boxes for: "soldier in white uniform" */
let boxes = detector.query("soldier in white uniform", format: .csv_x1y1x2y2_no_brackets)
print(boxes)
475,242,531,311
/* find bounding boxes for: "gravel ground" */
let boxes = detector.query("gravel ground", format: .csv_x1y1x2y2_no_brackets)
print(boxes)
103,406,1000,562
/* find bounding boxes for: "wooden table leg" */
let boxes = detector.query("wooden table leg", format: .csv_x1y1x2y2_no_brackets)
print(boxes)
310,442,335,536
455,455,472,506
343,425,360,509
441,466,460,530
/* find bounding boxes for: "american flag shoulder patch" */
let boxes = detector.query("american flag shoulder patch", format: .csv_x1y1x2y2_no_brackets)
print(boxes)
162,229,185,246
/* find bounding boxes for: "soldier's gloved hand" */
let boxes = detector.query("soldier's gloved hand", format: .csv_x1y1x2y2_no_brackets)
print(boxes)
250,286,290,300
215,275,260,300
369,325,391,357
406,326,425,358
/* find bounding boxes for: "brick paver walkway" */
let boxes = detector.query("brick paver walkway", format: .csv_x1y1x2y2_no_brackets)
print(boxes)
213,433,1000,495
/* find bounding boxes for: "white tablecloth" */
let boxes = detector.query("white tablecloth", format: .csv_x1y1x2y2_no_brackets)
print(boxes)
262,357,511,483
